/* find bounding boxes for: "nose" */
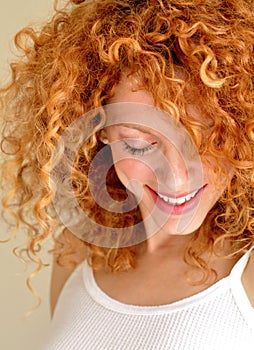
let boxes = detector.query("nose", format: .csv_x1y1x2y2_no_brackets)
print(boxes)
165,143,189,188
153,139,200,192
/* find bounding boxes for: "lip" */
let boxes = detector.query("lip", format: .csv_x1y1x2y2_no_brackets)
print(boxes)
146,185,206,216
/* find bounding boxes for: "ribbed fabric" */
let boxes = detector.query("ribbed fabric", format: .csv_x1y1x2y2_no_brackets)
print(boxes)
43,248,254,350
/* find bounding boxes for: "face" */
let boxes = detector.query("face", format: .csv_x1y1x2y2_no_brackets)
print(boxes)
101,76,231,237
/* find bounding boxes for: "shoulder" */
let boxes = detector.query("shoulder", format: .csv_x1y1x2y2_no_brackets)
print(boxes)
50,230,88,318
242,249,254,307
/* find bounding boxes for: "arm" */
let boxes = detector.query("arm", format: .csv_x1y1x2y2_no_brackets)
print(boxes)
242,250,254,307
50,231,88,318
50,256,75,318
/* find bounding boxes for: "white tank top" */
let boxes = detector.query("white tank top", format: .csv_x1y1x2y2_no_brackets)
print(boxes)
43,248,254,349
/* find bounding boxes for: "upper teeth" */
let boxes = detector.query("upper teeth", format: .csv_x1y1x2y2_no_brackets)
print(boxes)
157,189,199,205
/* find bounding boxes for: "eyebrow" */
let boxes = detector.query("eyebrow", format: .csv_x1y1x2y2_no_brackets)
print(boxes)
116,123,154,135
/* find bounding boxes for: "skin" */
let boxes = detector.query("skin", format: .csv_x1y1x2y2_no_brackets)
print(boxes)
50,76,254,316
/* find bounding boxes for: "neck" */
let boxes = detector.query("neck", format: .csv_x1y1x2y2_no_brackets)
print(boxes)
137,229,196,258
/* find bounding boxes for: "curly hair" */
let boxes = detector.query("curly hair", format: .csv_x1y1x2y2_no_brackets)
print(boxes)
1,0,254,299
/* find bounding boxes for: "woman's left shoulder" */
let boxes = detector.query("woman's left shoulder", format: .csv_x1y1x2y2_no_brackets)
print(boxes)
242,249,254,307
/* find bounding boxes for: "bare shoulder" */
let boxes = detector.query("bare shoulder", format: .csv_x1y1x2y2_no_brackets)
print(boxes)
242,250,254,307
50,231,88,318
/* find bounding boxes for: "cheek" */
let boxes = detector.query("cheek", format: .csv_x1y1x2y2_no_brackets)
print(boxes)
114,159,157,189
202,163,231,205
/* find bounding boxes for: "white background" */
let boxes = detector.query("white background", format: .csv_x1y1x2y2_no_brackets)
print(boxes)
0,1,56,349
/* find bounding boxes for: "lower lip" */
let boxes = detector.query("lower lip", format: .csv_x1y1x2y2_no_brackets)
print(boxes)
146,185,206,216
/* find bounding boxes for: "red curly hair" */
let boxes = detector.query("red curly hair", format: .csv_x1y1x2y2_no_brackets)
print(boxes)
1,0,254,300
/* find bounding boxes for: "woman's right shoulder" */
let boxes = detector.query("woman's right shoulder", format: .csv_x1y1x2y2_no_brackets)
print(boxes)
50,231,88,318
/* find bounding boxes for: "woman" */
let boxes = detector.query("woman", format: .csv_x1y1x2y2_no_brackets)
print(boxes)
1,0,254,349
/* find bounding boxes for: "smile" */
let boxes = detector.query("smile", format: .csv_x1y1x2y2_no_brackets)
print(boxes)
157,189,199,206
146,184,206,216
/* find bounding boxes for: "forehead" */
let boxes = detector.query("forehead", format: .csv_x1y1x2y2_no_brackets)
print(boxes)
109,75,155,105
108,75,210,129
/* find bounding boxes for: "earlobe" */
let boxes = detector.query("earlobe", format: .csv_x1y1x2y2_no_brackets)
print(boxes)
98,129,109,144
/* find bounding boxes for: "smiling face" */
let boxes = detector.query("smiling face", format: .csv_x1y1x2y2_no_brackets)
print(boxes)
101,76,230,237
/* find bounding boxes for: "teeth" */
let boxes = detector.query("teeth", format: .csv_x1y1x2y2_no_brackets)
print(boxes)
158,189,199,206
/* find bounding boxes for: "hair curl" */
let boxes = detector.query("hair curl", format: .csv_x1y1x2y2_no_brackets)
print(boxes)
1,0,254,300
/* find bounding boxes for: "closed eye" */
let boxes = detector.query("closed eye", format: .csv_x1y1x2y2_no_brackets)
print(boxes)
122,140,157,156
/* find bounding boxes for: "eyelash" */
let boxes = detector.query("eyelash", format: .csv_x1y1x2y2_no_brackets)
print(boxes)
122,141,155,156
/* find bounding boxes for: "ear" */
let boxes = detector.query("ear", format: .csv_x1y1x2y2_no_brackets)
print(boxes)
97,129,109,144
